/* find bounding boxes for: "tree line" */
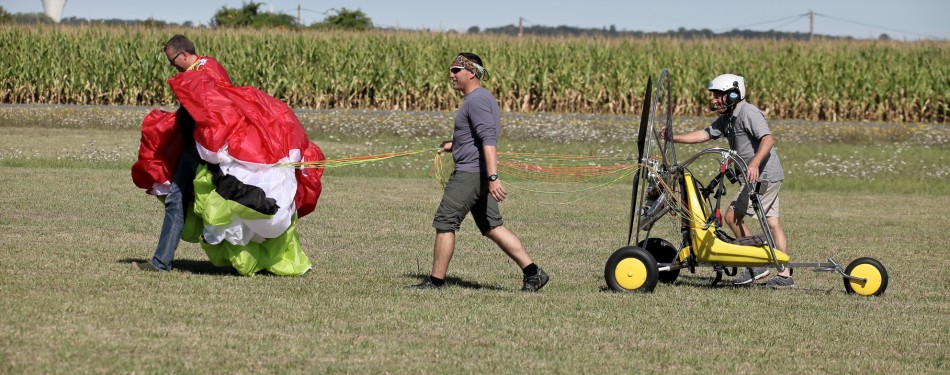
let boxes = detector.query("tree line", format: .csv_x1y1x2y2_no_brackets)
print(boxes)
0,3,372,30
1,4,895,40
472,24,876,41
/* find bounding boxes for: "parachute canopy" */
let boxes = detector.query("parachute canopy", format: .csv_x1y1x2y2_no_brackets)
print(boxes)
132,62,324,275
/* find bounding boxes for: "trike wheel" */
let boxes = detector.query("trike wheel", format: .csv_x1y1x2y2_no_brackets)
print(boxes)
605,246,659,293
843,257,888,296
637,238,680,284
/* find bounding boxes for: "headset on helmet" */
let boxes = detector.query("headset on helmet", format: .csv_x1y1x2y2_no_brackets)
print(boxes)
708,74,745,107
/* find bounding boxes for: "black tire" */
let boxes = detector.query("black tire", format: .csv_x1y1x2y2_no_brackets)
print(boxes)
843,257,888,296
605,246,659,293
637,238,680,284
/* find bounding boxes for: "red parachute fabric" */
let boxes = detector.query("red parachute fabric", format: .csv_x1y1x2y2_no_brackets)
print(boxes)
131,110,181,191
131,64,324,217
132,57,231,192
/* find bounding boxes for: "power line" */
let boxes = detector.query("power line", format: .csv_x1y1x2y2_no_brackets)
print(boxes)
715,13,808,33
715,11,936,39
814,12,934,38
771,15,809,31
300,7,334,15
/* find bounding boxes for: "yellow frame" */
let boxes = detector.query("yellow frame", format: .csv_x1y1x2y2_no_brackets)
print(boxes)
676,171,790,266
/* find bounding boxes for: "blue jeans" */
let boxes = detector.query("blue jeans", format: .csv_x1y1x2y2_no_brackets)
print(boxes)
149,141,201,271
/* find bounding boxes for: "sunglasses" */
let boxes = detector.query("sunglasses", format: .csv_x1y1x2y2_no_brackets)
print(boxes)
168,51,183,65
450,67,464,74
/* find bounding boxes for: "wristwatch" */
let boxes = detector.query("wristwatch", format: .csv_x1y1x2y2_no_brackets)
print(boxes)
487,174,499,182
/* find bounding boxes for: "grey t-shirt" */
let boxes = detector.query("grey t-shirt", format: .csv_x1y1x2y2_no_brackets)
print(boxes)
452,87,500,173
704,101,784,182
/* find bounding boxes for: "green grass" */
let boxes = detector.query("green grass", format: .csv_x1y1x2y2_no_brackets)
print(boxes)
0,107,948,373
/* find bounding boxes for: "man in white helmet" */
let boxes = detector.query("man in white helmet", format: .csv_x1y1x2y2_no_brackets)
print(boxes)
663,73,792,287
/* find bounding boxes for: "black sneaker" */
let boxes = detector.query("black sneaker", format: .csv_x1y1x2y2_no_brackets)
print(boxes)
409,279,444,290
766,275,794,288
733,267,769,285
131,261,160,272
522,268,549,292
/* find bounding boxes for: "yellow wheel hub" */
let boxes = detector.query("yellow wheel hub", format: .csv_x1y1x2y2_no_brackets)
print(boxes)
849,264,883,296
615,258,647,290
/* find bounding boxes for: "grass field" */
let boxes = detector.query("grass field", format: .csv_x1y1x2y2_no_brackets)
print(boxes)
0,106,948,373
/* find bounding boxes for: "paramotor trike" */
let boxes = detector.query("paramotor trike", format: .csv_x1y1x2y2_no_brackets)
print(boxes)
604,69,888,296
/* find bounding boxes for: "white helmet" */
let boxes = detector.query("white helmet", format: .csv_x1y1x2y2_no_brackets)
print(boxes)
708,74,746,102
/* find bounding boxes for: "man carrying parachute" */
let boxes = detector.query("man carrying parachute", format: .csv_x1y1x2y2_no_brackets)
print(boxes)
131,34,324,276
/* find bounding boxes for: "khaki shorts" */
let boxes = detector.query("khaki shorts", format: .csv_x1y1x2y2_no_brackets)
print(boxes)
730,180,782,218
432,171,503,234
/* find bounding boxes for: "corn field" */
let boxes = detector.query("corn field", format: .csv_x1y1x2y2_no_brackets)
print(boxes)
1,25,947,123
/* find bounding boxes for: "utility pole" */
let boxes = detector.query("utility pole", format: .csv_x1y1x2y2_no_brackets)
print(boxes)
298,5,302,25
809,9,814,40
518,17,523,37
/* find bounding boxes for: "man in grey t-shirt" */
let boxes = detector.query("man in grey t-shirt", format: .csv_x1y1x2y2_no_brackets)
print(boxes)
666,73,793,287
411,53,549,292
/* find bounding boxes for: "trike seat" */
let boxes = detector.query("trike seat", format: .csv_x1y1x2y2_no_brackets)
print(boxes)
715,230,768,247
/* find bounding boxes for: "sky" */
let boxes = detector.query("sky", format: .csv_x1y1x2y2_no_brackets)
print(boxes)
4,0,948,40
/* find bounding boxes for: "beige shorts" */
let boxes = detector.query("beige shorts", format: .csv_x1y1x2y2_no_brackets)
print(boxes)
730,180,782,218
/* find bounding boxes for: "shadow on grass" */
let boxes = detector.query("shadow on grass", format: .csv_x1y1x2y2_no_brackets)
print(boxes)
404,272,507,291
598,274,727,292
118,258,239,276
676,271,842,294
600,273,840,294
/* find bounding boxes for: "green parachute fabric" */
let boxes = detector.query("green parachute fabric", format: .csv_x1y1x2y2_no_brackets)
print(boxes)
189,164,311,276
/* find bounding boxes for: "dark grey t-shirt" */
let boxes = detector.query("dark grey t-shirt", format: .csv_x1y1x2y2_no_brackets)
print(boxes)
704,101,784,182
452,87,500,173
